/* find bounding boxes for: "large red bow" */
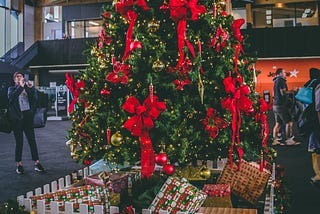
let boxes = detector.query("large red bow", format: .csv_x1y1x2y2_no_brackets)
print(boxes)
221,76,253,169
168,0,206,66
122,95,166,177
169,0,206,22
115,0,149,17
65,73,85,113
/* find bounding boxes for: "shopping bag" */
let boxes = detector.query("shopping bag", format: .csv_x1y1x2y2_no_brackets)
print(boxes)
295,79,316,104
0,109,11,133
33,107,47,128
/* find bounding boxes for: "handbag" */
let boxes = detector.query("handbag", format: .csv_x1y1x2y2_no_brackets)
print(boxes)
295,79,317,104
297,103,316,135
33,107,47,128
0,108,11,133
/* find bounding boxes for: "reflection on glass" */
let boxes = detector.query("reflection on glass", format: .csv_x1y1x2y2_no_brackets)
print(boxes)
252,2,318,28
67,19,102,39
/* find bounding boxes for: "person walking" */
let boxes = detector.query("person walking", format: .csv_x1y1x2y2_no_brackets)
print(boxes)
272,68,300,146
7,71,45,174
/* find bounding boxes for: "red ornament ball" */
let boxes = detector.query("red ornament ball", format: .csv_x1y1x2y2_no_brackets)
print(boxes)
163,164,175,175
155,153,168,166
83,159,92,166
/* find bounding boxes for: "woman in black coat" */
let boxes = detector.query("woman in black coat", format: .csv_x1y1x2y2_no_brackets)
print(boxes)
8,71,45,174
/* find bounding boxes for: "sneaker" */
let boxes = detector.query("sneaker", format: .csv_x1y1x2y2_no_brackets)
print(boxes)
272,140,284,146
276,133,283,141
285,137,301,146
16,165,24,174
34,163,45,172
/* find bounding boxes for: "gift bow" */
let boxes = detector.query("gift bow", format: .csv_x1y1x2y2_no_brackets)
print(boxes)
65,73,85,113
221,76,253,169
168,0,206,22
168,0,206,65
122,95,166,177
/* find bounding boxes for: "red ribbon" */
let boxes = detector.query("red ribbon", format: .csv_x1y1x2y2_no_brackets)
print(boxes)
255,98,270,171
208,26,228,53
116,0,149,61
65,73,85,113
221,76,253,169
122,95,166,177
168,0,206,65
232,19,245,42
232,43,244,76
231,19,245,75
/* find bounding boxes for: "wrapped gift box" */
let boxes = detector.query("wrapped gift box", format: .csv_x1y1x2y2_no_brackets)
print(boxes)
149,176,207,213
202,184,232,208
89,159,130,175
85,172,128,194
217,160,271,204
198,207,257,214
31,185,109,213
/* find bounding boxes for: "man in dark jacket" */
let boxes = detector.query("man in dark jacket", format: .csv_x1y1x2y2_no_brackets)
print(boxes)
272,68,300,146
8,71,45,174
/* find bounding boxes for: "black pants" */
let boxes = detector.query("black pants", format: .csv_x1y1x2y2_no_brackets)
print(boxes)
12,110,39,162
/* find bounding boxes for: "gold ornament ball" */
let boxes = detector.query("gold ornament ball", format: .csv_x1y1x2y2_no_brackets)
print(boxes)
152,59,165,72
200,167,211,180
111,132,123,146
148,19,160,33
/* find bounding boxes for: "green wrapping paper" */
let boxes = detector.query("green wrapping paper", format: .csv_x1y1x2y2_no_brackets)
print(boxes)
149,176,207,213
31,185,109,213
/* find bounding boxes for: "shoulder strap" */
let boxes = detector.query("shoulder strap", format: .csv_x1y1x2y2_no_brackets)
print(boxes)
307,79,317,88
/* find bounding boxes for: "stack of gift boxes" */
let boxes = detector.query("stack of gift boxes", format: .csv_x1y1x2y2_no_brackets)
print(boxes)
31,159,269,213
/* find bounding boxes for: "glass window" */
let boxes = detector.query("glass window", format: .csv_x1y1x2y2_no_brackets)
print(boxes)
85,19,103,38
0,7,5,57
10,10,18,50
252,1,318,28
67,19,102,39
0,0,5,7
43,6,62,40
68,21,85,39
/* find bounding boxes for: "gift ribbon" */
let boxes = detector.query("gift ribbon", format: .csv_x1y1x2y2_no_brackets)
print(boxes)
221,76,253,169
65,73,85,113
122,95,166,177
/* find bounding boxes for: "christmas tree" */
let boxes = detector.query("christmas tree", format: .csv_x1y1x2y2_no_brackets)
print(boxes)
66,0,269,177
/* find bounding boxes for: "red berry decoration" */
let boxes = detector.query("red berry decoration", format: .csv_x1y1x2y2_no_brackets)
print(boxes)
163,164,175,175
155,153,168,166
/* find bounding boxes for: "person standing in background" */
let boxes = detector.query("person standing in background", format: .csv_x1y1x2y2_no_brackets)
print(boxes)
310,77,320,185
272,68,300,146
8,71,45,174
